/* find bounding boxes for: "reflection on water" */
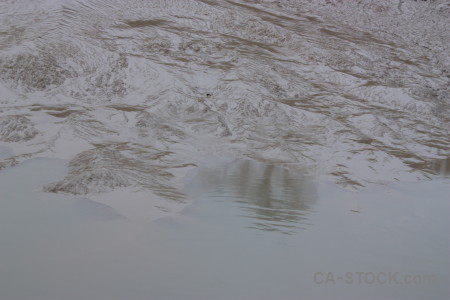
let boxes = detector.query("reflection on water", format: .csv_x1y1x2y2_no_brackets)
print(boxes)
406,156,450,178
187,159,317,234
431,157,450,177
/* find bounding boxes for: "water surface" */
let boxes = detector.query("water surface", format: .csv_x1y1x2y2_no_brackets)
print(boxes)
0,158,449,300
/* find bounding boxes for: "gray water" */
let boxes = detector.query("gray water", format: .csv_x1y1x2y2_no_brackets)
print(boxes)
1,158,449,300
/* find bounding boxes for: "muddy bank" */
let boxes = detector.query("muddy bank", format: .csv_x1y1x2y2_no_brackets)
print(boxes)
0,0,449,204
